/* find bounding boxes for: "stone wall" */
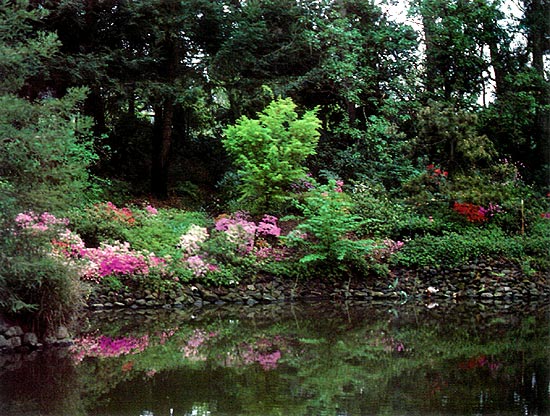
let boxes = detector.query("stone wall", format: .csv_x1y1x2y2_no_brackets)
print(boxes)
1,259,547,353
88,259,549,309
0,317,73,353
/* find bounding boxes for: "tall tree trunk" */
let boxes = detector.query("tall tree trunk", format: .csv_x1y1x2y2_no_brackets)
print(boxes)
525,0,550,185
151,102,174,198
487,40,506,98
420,5,437,97
151,34,177,198
84,86,107,136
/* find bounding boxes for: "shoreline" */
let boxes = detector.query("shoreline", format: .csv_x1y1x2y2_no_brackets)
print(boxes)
1,259,548,354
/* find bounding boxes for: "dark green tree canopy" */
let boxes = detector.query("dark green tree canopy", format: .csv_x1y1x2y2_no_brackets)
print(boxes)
4,0,548,197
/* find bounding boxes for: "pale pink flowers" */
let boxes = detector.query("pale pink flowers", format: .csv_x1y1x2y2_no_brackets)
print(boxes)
15,211,69,232
145,205,158,215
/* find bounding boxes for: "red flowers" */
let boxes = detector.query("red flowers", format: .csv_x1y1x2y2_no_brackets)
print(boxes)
426,164,448,178
98,202,135,225
453,202,487,223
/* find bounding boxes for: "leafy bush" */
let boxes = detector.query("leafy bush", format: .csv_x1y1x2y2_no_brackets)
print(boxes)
0,214,85,334
520,217,550,270
350,181,413,238
67,202,136,247
222,97,321,214
283,180,374,277
0,89,99,214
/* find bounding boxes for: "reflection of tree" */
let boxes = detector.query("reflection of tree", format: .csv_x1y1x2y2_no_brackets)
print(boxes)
0,350,86,416
32,302,550,415
278,305,550,415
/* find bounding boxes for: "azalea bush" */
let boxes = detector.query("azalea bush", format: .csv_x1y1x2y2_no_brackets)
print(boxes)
177,212,287,284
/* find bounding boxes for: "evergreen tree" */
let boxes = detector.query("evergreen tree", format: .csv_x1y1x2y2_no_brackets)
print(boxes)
0,1,96,328
0,0,97,216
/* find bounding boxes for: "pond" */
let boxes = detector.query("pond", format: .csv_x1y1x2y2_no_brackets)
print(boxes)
0,300,549,416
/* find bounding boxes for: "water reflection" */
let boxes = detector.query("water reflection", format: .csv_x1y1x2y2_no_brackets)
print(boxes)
0,300,549,416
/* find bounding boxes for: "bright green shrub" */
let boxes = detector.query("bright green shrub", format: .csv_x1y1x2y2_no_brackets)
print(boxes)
222,97,321,214
283,180,374,277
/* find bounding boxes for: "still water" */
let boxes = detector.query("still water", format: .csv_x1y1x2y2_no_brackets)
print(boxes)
0,300,549,416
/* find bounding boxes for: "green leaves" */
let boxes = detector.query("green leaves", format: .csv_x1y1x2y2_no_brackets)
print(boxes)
222,97,321,213
0,1,58,94
0,89,98,214
283,180,374,276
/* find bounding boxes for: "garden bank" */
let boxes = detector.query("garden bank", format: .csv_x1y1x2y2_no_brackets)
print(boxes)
0,259,547,354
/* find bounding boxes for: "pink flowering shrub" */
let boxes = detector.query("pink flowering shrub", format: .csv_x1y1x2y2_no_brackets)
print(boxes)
174,212,285,282
36,219,168,283
214,212,282,253
100,202,135,225
215,212,258,254
145,205,158,215
76,242,166,283
177,225,218,277
185,255,209,277
15,211,69,234
256,215,281,237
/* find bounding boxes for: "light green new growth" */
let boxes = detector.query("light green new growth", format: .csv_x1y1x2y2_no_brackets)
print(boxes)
222,97,321,213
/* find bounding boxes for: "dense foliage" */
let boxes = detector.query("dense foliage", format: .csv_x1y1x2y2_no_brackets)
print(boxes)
0,0,549,329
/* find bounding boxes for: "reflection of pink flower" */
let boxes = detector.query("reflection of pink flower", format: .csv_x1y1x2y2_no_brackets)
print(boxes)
145,205,158,215
70,334,149,362
257,350,281,370
458,354,501,373
234,336,288,371
182,329,217,361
